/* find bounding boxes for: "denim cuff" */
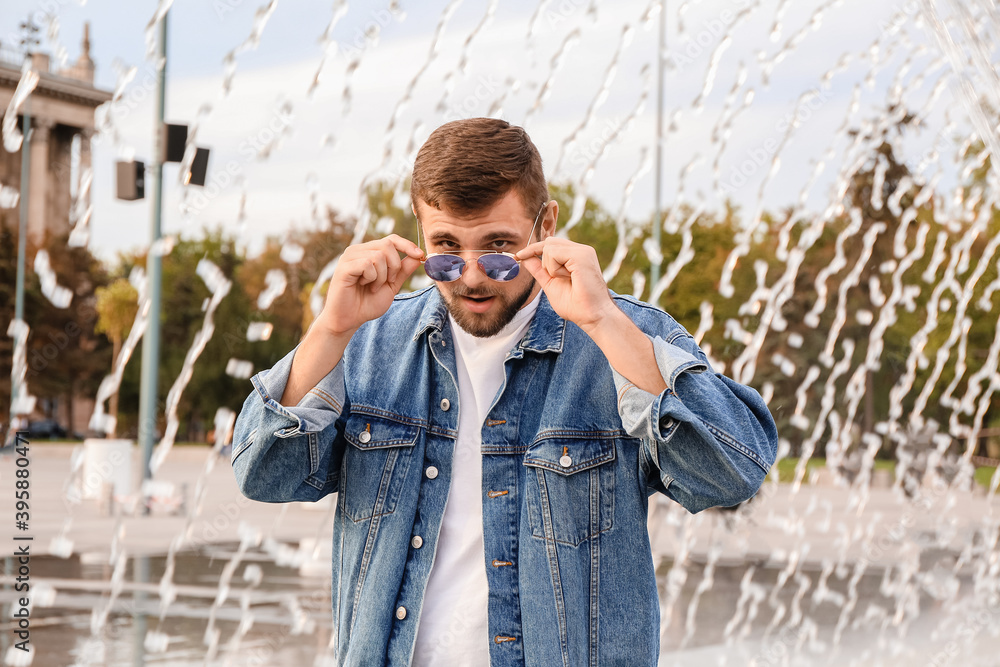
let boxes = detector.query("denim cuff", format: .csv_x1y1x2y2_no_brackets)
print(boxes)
613,335,707,440
249,344,346,438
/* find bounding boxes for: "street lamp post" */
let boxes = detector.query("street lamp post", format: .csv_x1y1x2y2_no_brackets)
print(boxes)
137,13,168,499
9,19,40,442
651,0,666,292
12,113,30,428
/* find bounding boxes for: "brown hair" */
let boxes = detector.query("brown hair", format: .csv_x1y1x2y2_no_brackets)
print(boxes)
410,118,548,219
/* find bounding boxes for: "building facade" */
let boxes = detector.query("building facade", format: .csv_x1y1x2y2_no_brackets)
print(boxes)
1,25,112,436
0,24,112,243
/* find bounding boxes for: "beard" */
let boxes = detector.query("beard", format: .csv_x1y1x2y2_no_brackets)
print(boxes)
440,278,537,338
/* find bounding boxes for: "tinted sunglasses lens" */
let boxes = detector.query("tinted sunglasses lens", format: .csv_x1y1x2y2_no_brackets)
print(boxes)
477,254,519,281
424,255,466,281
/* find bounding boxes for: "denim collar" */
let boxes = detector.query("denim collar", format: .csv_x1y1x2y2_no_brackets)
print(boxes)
412,285,565,354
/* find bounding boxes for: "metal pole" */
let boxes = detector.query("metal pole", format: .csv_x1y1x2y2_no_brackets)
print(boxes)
132,554,149,667
138,13,167,498
11,101,31,434
651,0,665,293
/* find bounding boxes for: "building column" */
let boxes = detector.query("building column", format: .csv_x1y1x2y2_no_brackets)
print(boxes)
79,128,93,178
71,128,94,242
27,117,54,244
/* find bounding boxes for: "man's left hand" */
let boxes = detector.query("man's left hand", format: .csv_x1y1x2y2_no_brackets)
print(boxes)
518,237,667,394
516,238,618,334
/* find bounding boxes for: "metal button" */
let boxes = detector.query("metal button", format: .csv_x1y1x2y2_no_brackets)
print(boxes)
440,398,451,411
425,466,439,479
559,455,572,468
411,535,423,549
358,431,371,444
662,417,675,430
395,606,407,620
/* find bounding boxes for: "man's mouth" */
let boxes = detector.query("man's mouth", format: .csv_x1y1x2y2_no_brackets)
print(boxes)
460,294,495,313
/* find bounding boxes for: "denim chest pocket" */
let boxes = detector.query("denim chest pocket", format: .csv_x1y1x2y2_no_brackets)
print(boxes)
340,413,421,523
523,436,616,546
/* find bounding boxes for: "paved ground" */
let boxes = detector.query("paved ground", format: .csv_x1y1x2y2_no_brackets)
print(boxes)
0,443,998,665
0,443,335,561
0,442,995,570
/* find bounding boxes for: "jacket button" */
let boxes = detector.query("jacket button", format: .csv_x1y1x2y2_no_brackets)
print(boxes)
662,417,675,430
359,431,371,443
395,606,407,620
425,466,439,479
559,455,572,467
411,535,423,549
440,398,451,411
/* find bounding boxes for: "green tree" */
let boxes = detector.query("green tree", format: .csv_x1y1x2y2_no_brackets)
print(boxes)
93,278,139,436
0,221,111,434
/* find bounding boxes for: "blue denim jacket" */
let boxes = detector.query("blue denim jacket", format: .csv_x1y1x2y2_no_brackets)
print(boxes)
232,287,777,666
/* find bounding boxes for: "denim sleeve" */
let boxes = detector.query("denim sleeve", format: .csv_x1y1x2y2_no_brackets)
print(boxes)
613,334,777,513
231,345,346,503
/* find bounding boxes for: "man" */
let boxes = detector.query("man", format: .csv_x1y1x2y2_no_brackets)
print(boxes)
232,118,777,666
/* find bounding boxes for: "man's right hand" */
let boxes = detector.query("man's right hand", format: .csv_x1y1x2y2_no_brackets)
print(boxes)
279,235,424,407
315,234,425,336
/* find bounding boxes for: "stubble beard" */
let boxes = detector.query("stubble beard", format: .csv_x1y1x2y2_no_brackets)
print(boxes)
442,278,537,338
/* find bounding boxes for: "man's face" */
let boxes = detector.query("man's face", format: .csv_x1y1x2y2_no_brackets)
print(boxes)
416,190,553,338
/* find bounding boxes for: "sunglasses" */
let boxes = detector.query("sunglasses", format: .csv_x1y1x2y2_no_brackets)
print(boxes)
419,201,547,283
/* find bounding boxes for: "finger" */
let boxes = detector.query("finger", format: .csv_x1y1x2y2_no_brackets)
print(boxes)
389,255,423,291
339,256,378,284
360,260,379,286
368,253,389,292
338,257,379,289
519,256,553,289
516,236,572,260
541,246,573,279
381,240,403,284
516,240,547,261
383,234,425,260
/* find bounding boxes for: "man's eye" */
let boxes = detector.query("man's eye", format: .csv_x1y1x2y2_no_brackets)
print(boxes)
490,240,511,250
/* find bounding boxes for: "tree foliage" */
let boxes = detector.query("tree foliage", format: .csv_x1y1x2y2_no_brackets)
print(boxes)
0,220,111,433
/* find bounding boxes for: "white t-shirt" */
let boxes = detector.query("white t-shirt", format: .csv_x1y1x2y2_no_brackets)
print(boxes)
411,292,541,666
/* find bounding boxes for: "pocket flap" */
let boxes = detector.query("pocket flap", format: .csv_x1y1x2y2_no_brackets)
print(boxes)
345,413,420,449
523,437,616,475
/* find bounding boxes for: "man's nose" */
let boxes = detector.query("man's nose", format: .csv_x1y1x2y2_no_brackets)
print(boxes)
460,256,489,288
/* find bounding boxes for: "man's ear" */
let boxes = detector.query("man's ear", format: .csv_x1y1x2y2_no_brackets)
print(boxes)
540,200,558,240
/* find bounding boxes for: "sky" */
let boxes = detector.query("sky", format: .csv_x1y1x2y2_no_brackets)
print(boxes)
0,0,984,262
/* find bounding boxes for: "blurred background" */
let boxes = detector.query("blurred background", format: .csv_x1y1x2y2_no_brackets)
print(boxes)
2,0,1000,664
